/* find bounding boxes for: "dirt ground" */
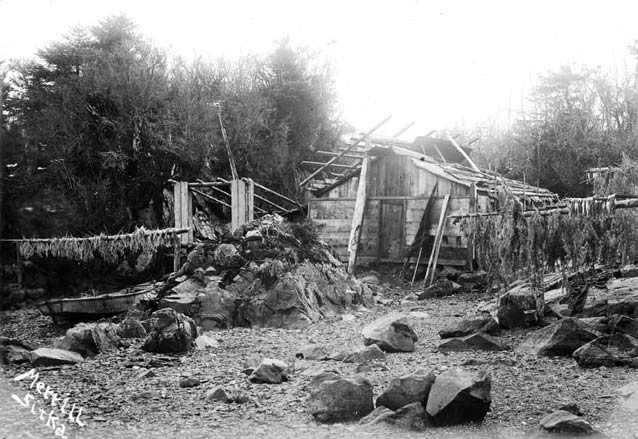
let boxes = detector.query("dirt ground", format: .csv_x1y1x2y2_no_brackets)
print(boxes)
1,282,638,439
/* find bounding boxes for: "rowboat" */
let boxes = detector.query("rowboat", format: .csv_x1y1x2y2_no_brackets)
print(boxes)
36,283,156,324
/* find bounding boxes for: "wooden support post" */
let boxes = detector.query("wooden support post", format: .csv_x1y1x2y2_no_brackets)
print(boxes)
424,194,451,287
231,178,254,231
467,184,477,269
173,234,181,272
173,181,193,245
348,153,370,274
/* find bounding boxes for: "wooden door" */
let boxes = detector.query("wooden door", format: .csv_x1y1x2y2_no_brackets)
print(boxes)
378,199,405,260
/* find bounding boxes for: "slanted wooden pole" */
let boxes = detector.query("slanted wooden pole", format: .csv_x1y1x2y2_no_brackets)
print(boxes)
347,153,370,274
445,132,480,172
424,194,451,287
299,115,391,187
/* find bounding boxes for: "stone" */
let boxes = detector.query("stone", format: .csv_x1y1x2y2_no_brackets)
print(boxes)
179,377,201,388
498,287,540,329
438,333,507,352
249,358,289,384
418,279,462,299
376,369,435,410
538,410,596,434
308,370,342,388
198,282,237,330
205,386,231,402
57,322,120,357
213,243,244,268
620,265,638,278
307,376,374,422
160,278,205,315
142,308,197,354
0,337,33,365
359,406,394,425
439,314,499,338
609,315,638,339
617,381,638,412
30,348,83,366
137,369,155,379
573,333,638,367
358,274,380,285
558,402,583,416
362,313,418,352
517,318,600,356
386,402,429,430
194,333,220,350
117,317,148,339
327,350,348,361
580,277,638,318
295,344,330,361
343,344,386,363
425,368,491,426
457,270,488,287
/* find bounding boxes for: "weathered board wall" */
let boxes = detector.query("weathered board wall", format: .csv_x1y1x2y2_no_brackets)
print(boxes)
308,155,492,265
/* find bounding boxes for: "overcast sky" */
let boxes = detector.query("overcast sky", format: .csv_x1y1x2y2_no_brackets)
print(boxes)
2,0,638,138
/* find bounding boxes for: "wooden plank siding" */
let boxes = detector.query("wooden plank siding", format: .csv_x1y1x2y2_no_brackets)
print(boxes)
308,154,490,265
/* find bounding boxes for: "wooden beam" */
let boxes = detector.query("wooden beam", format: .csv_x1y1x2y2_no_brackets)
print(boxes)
445,132,480,172
301,161,356,169
315,151,365,159
432,144,447,163
424,194,451,286
215,104,238,180
299,115,391,187
391,121,416,138
347,153,370,274
231,179,255,231
190,187,232,209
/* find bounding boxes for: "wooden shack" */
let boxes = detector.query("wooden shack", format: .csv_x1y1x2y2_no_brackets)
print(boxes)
304,135,557,270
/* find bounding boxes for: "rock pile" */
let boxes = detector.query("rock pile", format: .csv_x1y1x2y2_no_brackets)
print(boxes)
159,215,373,329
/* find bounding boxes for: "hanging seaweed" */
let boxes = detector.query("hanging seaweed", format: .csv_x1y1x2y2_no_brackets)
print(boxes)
17,227,179,266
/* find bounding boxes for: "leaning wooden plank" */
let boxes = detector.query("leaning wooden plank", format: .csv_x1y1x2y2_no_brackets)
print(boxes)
299,115,391,187
347,154,370,274
445,132,480,172
301,161,355,169
424,194,451,286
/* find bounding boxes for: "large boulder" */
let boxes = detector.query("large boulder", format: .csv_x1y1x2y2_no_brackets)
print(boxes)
425,368,491,426
609,315,638,339
517,318,600,356
362,313,418,353
438,333,506,352
57,322,120,357
498,287,540,329
248,358,289,384
160,278,204,315
439,314,498,338
0,337,33,365
618,381,638,412
343,344,386,364
307,376,374,422
573,333,638,368
376,369,435,410
198,282,237,329
30,348,83,366
142,308,197,354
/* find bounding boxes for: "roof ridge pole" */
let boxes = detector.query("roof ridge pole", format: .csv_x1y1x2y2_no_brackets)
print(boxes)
444,131,480,173
299,115,392,187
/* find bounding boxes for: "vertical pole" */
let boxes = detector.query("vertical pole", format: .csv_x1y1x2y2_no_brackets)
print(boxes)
467,183,477,270
16,243,23,289
179,182,190,245
231,179,254,232
173,181,182,232
186,186,193,244
173,234,181,272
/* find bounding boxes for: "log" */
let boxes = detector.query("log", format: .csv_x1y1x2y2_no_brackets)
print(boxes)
445,132,480,172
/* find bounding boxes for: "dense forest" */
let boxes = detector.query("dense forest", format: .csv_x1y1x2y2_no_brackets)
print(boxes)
1,16,339,238
2,16,638,239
